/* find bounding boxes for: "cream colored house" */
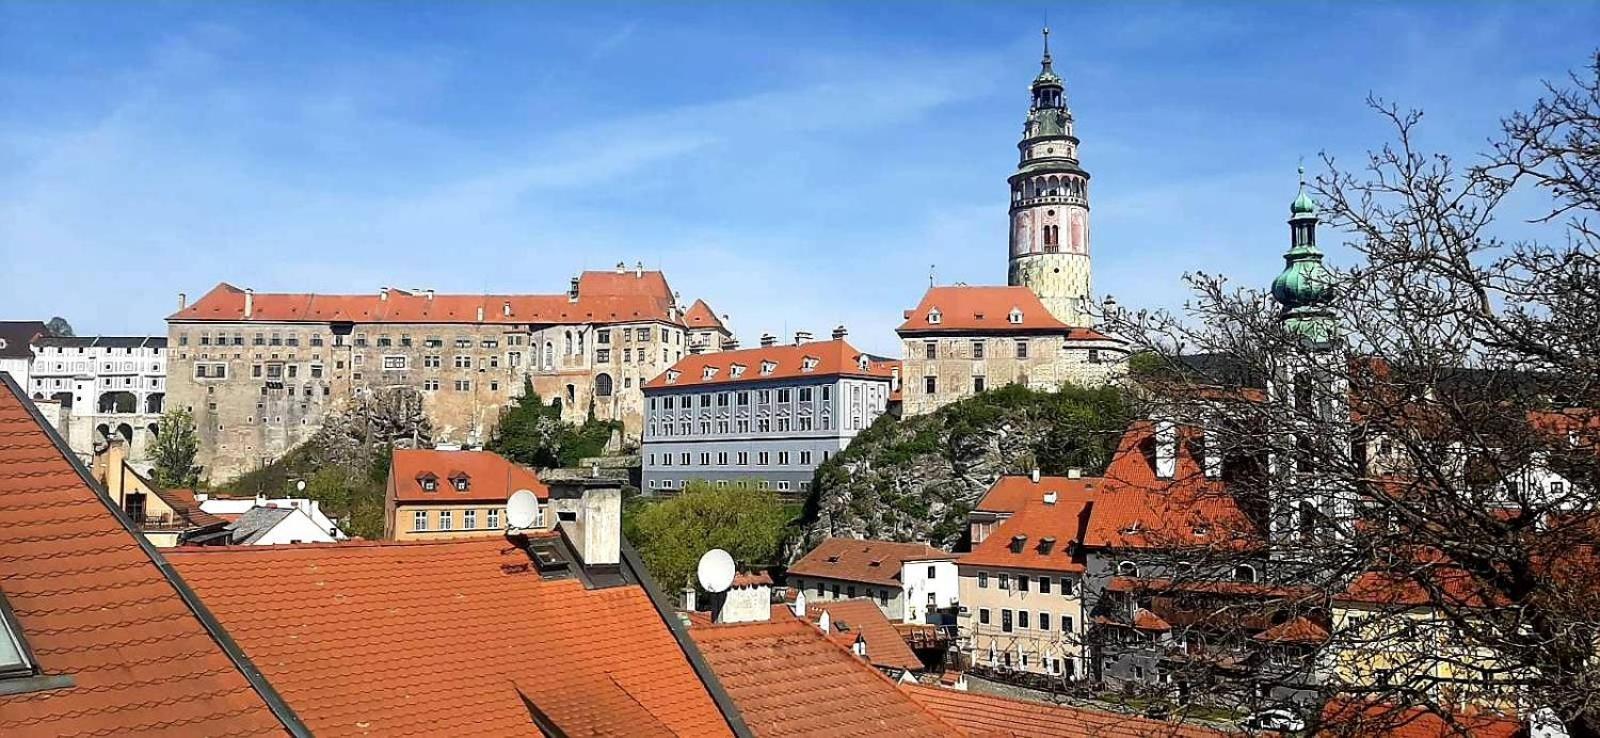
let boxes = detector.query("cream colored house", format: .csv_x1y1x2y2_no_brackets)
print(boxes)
384,448,552,541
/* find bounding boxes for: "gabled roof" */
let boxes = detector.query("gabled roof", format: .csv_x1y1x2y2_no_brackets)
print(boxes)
788,538,951,589
1253,615,1330,644
0,321,47,359
645,339,897,390
143,481,227,528
227,506,298,545
169,273,682,327
166,536,736,737
900,684,1228,738
805,598,924,672
897,285,1107,338
688,616,960,737
0,374,298,736
682,299,727,331
389,448,548,503
1087,420,1258,550
1318,699,1524,738
959,493,1092,574
973,474,1102,514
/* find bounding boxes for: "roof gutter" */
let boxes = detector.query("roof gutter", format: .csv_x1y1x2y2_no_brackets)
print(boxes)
620,537,755,738
2,373,314,737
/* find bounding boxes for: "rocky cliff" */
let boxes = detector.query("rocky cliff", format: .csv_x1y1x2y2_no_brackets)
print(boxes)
791,383,1131,559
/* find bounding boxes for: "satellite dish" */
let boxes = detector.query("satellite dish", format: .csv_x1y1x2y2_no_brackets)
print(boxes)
506,489,539,530
296,480,307,492
696,549,736,593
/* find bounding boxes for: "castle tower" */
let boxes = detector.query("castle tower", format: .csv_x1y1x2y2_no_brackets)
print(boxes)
1007,27,1093,327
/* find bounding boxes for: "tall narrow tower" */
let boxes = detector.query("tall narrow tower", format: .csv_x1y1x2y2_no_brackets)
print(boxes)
1008,27,1093,327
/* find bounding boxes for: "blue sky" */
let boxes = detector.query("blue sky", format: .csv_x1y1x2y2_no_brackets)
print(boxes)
2,2,1596,356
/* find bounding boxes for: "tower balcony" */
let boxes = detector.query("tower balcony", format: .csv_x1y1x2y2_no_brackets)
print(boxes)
1009,193,1088,210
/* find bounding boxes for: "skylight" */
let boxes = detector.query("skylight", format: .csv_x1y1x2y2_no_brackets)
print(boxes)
0,589,37,679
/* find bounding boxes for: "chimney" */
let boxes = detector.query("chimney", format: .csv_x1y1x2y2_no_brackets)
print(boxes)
475,305,485,323
1043,490,1058,505
635,260,644,278
194,492,208,503
794,330,812,345
615,261,626,274
549,478,622,569
831,325,847,340
760,333,776,348
791,589,807,618
178,292,187,311
243,288,254,319
1067,468,1082,480
717,574,774,624
852,634,867,658
380,287,389,301
1155,419,1178,479
503,301,512,317
1030,468,1041,483
101,437,129,503
568,276,580,303
682,586,697,613
425,288,435,301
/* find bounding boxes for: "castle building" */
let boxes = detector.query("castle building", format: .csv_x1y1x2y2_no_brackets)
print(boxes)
25,335,168,467
166,263,732,482
898,30,1128,415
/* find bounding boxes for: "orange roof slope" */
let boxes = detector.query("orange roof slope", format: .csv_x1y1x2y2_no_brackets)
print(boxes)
961,494,1092,574
898,286,1108,338
390,448,548,503
788,537,951,588
1318,699,1523,738
689,617,959,737
1088,421,1257,550
806,598,924,672
974,475,1102,514
901,684,1227,738
646,338,896,390
166,537,733,737
0,378,292,737
683,299,727,331
171,273,680,326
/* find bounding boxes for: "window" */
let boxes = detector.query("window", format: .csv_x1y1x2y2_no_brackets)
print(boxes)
1019,611,1030,629
979,608,991,625
452,476,470,492
464,509,477,529
1060,577,1074,595
439,510,453,531
1039,577,1050,594
1016,340,1029,359
1118,561,1139,577
978,572,988,588
847,585,856,598
927,565,936,578
423,379,440,391
800,451,812,465
973,376,986,393
924,341,937,359
998,573,1010,590
413,511,428,531
382,356,407,370
924,376,937,393
1234,564,1258,583
454,380,471,391
776,481,790,491
595,373,613,397
1040,612,1050,631
487,508,500,529
778,451,789,465
454,355,471,368
971,340,985,359
1001,609,1013,633
424,356,441,368
1062,616,1073,634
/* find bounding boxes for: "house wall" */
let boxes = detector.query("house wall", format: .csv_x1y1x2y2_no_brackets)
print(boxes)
248,509,340,545
391,500,553,542
901,558,960,624
786,575,905,621
957,564,1085,678
898,333,1127,416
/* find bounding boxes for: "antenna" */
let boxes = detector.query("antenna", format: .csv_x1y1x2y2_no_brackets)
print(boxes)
696,548,736,593
506,489,539,530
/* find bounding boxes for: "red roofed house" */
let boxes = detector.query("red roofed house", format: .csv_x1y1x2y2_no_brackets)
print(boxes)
384,447,550,540
683,298,735,354
89,435,227,547
788,537,958,624
166,263,734,480
896,285,1128,416
641,333,899,496
0,372,306,736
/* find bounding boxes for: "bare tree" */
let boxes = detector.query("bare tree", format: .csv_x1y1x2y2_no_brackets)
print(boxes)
1108,54,1600,737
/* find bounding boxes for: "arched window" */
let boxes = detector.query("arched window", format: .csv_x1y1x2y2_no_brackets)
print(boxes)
543,341,554,370
1117,561,1139,577
564,330,574,356
565,384,576,406
594,373,613,398
145,393,164,414
1233,564,1258,583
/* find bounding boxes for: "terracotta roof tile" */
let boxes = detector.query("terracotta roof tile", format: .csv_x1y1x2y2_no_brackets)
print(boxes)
1319,699,1523,738
973,475,1102,514
0,377,292,737
689,617,960,736
1089,421,1258,550
961,491,1093,574
897,286,1109,339
789,538,951,589
389,448,548,504
171,272,683,327
166,537,733,737
683,299,727,331
645,339,896,390
805,598,924,672
900,684,1228,737
1252,615,1330,644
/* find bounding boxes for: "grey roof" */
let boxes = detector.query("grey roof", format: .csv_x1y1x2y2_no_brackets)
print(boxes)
227,506,296,545
0,322,48,359
33,336,166,350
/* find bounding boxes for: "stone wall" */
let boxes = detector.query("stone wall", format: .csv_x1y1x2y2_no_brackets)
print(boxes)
899,333,1127,417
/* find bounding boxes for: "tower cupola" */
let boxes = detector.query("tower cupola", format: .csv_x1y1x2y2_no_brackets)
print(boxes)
1271,168,1337,344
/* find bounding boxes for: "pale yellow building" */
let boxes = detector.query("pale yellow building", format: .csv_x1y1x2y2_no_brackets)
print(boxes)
91,437,226,547
384,448,553,541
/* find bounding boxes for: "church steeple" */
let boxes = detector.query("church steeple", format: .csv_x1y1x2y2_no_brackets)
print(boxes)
1271,168,1337,345
1034,26,1063,93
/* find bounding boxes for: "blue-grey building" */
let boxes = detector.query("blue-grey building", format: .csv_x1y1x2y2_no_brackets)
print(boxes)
641,330,898,496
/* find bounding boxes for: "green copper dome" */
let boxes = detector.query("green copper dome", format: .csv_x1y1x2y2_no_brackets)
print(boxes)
1290,188,1316,215
1271,246,1332,309
1272,176,1337,343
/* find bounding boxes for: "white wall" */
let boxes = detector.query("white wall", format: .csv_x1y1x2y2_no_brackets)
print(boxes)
901,558,960,624
247,507,340,545
199,496,348,539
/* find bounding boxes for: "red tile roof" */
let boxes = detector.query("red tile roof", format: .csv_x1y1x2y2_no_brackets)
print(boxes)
1318,699,1523,738
1252,615,1330,644
897,286,1109,338
900,684,1228,738
0,376,296,737
1132,608,1174,632
973,475,1102,514
389,448,548,504
788,537,951,589
683,299,728,331
689,617,960,737
1336,567,1505,609
171,272,682,326
1106,576,1320,600
806,598,925,672
645,338,896,390
165,537,734,737
959,494,1092,574
1088,421,1258,550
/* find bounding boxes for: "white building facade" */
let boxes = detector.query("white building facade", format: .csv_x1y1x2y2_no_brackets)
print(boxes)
25,336,167,467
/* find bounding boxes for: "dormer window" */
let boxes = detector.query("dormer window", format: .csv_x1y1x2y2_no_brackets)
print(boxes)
702,366,719,380
666,369,680,384
1037,536,1056,554
416,472,439,492
730,363,746,378
801,357,819,373
0,587,42,683
1009,308,1024,324
857,355,870,371
1009,534,1028,553
449,472,470,492
927,308,942,325
760,361,776,375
